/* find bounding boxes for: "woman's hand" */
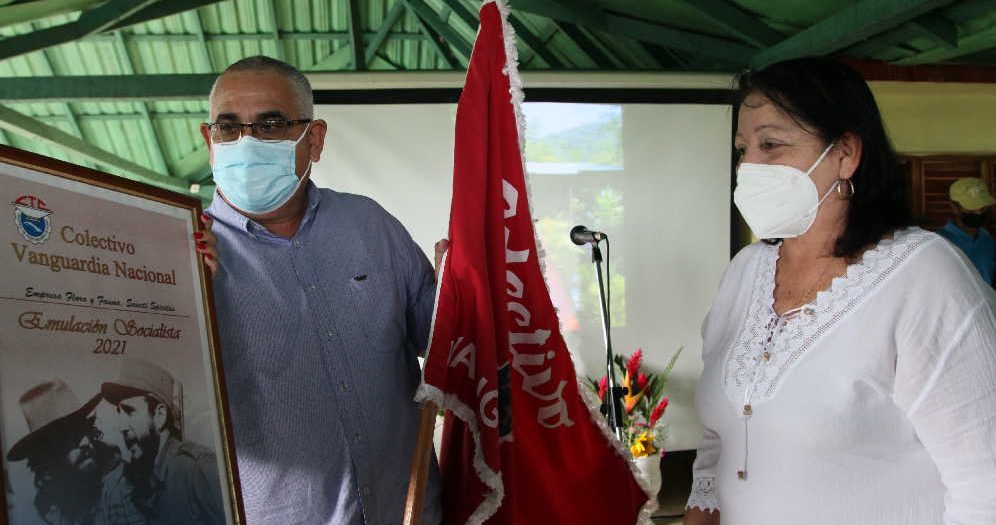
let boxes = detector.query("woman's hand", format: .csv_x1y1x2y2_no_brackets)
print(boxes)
194,213,219,276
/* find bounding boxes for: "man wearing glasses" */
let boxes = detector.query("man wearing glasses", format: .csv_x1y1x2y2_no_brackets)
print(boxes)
197,56,443,525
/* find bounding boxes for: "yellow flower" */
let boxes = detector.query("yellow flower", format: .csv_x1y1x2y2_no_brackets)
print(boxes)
629,431,658,458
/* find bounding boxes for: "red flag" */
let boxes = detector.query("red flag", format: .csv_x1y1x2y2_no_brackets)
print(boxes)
416,1,654,523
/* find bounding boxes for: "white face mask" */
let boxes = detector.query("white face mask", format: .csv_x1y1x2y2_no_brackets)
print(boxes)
733,143,839,239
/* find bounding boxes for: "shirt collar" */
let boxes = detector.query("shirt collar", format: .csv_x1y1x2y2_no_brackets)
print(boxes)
206,181,322,238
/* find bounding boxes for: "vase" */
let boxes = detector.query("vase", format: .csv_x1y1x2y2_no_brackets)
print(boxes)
634,455,662,497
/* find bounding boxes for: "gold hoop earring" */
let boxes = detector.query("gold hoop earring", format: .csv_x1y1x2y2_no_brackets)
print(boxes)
836,179,855,200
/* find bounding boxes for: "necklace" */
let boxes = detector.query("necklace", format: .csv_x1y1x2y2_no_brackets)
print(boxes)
774,256,839,315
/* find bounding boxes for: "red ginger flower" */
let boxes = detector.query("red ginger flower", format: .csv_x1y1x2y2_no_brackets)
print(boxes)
649,397,670,427
636,372,649,393
625,349,643,381
597,376,608,401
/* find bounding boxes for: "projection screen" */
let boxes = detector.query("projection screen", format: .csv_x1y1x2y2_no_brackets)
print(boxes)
311,91,733,451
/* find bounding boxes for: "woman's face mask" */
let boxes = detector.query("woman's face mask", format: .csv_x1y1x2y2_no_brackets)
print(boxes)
733,142,839,239
211,123,313,215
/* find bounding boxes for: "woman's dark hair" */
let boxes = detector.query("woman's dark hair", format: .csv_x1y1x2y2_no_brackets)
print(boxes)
736,57,913,259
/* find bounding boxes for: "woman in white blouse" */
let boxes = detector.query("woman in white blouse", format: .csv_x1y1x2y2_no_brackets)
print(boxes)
684,57,996,525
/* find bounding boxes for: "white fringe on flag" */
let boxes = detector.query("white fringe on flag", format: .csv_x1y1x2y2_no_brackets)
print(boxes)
416,251,505,525
493,0,659,522
417,1,657,523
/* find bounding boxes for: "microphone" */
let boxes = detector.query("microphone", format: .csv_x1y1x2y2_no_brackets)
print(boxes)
570,225,606,245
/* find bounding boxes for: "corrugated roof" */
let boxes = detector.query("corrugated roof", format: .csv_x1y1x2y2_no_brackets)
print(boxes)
0,0,993,198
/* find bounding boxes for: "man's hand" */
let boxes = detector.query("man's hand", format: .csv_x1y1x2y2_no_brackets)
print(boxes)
194,213,219,276
433,239,449,280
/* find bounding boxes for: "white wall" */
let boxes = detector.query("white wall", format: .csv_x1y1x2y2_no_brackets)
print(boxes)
312,102,732,450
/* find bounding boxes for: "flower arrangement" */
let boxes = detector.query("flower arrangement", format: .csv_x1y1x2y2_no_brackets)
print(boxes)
588,347,683,458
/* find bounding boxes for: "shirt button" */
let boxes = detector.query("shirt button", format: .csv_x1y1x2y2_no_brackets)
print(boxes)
341,383,349,392
362,486,371,496
309,284,317,291
326,330,334,338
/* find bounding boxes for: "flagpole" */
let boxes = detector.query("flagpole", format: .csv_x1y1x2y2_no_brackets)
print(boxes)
403,401,438,525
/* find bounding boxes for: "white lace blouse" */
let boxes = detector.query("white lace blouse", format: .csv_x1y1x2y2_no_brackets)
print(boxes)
687,228,996,524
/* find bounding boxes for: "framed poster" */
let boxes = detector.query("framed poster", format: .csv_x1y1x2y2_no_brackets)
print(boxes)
0,145,244,525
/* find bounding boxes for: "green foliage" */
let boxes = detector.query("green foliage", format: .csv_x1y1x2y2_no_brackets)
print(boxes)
525,114,623,167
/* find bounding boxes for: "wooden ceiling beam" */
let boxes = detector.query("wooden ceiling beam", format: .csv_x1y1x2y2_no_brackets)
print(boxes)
30,21,94,170
0,0,224,63
346,0,365,70
365,1,405,66
105,0,226,32
908,14,958,49
514,0,753,65
185,9,216,71
675,0,783,48
113,30,170,176
847,24,923,58
0,104,188,193
0,74,218,101
0,0,103,29
402,0,472,62
170,145,210,182
750,0,959,68
260,0,285,60
79,30,429,44
509,16,565,69
604,13,753,65
306,44,354,71
403,1,462,68
555,22,618,69
852,13,960,59
895,24,996,64
0,0,158,62
439,0,476,28
437,0,565,69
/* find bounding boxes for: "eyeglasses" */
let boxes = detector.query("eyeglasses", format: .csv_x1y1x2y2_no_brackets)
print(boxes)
206,118,312,143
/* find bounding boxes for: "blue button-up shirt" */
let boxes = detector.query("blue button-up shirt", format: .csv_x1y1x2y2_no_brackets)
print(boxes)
939,220,995,285
206,183,442,525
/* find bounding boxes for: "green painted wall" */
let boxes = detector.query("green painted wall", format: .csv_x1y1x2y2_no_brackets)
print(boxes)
870,81,996,155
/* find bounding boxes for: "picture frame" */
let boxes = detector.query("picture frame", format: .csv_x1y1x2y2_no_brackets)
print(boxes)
0,144,245,525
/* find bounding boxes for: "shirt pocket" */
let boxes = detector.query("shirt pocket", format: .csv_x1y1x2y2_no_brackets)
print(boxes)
347,269,405,352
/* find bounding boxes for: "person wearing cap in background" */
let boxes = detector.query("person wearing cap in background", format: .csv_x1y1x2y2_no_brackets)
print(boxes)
5,380,130,525
101,359,224,525
939,177,995,285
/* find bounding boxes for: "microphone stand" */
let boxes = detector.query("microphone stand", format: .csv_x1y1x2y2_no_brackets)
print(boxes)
590,241,625,442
